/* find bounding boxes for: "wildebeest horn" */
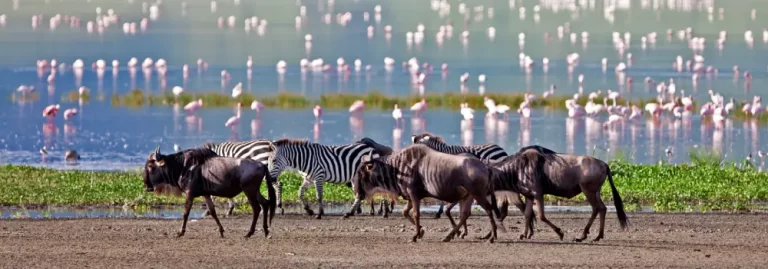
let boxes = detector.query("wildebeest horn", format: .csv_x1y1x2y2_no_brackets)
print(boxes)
411,135,417,143
362,150,374,162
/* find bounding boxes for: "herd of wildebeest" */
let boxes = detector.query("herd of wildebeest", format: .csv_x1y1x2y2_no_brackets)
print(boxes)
142,132,628,243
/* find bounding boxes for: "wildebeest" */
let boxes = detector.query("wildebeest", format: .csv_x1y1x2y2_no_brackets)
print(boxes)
410,132,524,219
492,146,628,242
345,144,504,243
142,146,276,238
356,137,398,217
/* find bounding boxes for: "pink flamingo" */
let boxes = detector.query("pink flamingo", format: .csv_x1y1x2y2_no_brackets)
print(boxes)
184,99,203,114
392,104,403,127
349,100,365,114
251,100,264,117
410,99,427,116
63,108,78,121
225,103,242,130
43,104,60,119
313,105,323,121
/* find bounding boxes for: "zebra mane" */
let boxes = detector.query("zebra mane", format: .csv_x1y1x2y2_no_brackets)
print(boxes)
183,147,219,166
201,141,217,149
273,138,312,148
411,132,445,144
518,145,558,155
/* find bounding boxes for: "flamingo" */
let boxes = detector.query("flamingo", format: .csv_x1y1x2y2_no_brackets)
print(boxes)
172,86,184,97
392,104,403,126
313,105,322,120
460,103,474,120
349,100,365,114
63,108,78,120
603,114,623,128
184,99,203,114
231,83,243,98
225,103,242,129
517,106,531,118
410,99,427,115
43,104,60,118
251,100,264,117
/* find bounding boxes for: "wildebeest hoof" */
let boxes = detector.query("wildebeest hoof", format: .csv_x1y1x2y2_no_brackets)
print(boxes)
279,208,285,215
480,232,492,240
176,231,185,238
459,231,467,239
555,229,565,241
487,237,495,244
573,237,585,242
315,214,322,220
592,235,603,242
342,213,353,219
433,214,442,219
417,228,425,239
304,208,315,216
263,229,270,238
441,236,453,242
244,231,255,238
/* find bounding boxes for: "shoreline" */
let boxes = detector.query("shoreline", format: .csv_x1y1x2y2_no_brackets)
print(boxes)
3,162,768,212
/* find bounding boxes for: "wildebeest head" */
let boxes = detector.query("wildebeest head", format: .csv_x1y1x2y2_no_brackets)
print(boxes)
143,146,183,196
352,151,379,202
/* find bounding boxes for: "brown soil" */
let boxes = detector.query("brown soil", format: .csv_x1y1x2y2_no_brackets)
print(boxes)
1,212,767,268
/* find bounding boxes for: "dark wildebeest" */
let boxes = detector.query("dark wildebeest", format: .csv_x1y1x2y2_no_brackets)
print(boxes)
142,146,276,238
491,146,628,242
344,144,505,243
410,132,524,219
356,137,398,217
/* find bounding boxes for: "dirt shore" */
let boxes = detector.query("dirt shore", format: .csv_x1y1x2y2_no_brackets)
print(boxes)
1,212,767,268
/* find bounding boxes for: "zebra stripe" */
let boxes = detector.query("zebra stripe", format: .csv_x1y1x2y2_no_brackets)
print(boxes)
268,139,380,216
411,133,508,162
201,140,285,213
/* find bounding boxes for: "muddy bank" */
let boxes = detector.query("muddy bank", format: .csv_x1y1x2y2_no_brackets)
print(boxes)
1,213,767,268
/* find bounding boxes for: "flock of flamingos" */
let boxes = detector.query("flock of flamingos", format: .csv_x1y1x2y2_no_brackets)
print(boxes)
5,0,768,162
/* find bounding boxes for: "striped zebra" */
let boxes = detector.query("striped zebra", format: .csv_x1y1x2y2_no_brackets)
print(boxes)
410,132,520,219
200,140,287,216
267,138,380,219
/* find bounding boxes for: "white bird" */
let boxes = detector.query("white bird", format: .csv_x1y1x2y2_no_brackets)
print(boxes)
251,100,264,117
478,74,486,85
225,103,242,128
410,99,427,115
460,103,474,120
231,83,243,98
172,86,184,97
392,104,403,126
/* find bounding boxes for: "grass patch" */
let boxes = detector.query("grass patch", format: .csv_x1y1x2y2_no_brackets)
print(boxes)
104,89,667,111
3,162,768,212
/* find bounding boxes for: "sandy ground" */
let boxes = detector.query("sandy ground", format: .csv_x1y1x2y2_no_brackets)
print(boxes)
1,212,767,268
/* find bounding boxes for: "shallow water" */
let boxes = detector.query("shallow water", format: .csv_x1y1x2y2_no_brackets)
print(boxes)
1,0,768,169
0,204,649,220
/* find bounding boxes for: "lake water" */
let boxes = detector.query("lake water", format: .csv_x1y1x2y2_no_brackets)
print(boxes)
1,0,768,170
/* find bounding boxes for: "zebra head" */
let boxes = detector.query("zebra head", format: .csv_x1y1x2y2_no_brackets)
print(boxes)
411,132,445,149
267,139,307,180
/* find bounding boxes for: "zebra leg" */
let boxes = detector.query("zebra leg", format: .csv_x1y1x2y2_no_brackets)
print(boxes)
273,180,284,215
298,178,314,216
226,198,236,216
314,179,324,220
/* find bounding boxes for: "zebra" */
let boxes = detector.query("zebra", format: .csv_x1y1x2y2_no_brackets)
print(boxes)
410,132,522,219
267,138,380,219
200,140,283,216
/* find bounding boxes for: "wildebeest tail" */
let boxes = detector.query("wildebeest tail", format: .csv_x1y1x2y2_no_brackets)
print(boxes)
606,165,628,229
266,174,276,225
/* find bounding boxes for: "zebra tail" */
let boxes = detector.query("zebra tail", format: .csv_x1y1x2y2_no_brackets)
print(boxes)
266,175,276,226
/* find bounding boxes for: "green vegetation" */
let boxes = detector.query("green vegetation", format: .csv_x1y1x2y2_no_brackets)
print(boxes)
2,161,768,212
104,89,665,111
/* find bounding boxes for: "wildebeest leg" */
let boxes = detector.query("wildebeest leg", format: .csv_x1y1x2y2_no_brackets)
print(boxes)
370,196,377,216
177,194,195,238
313,179,325,219
402,200,415,225
433,201,445,219
385,198,396,218
580,189,607,242
298,178,314,216
473,194,500,243
443,197,473,242
535,195,564,240
409,195,425,242
243,189,264,238
521,197,535,240
203,196,225,237
443,202,467,239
